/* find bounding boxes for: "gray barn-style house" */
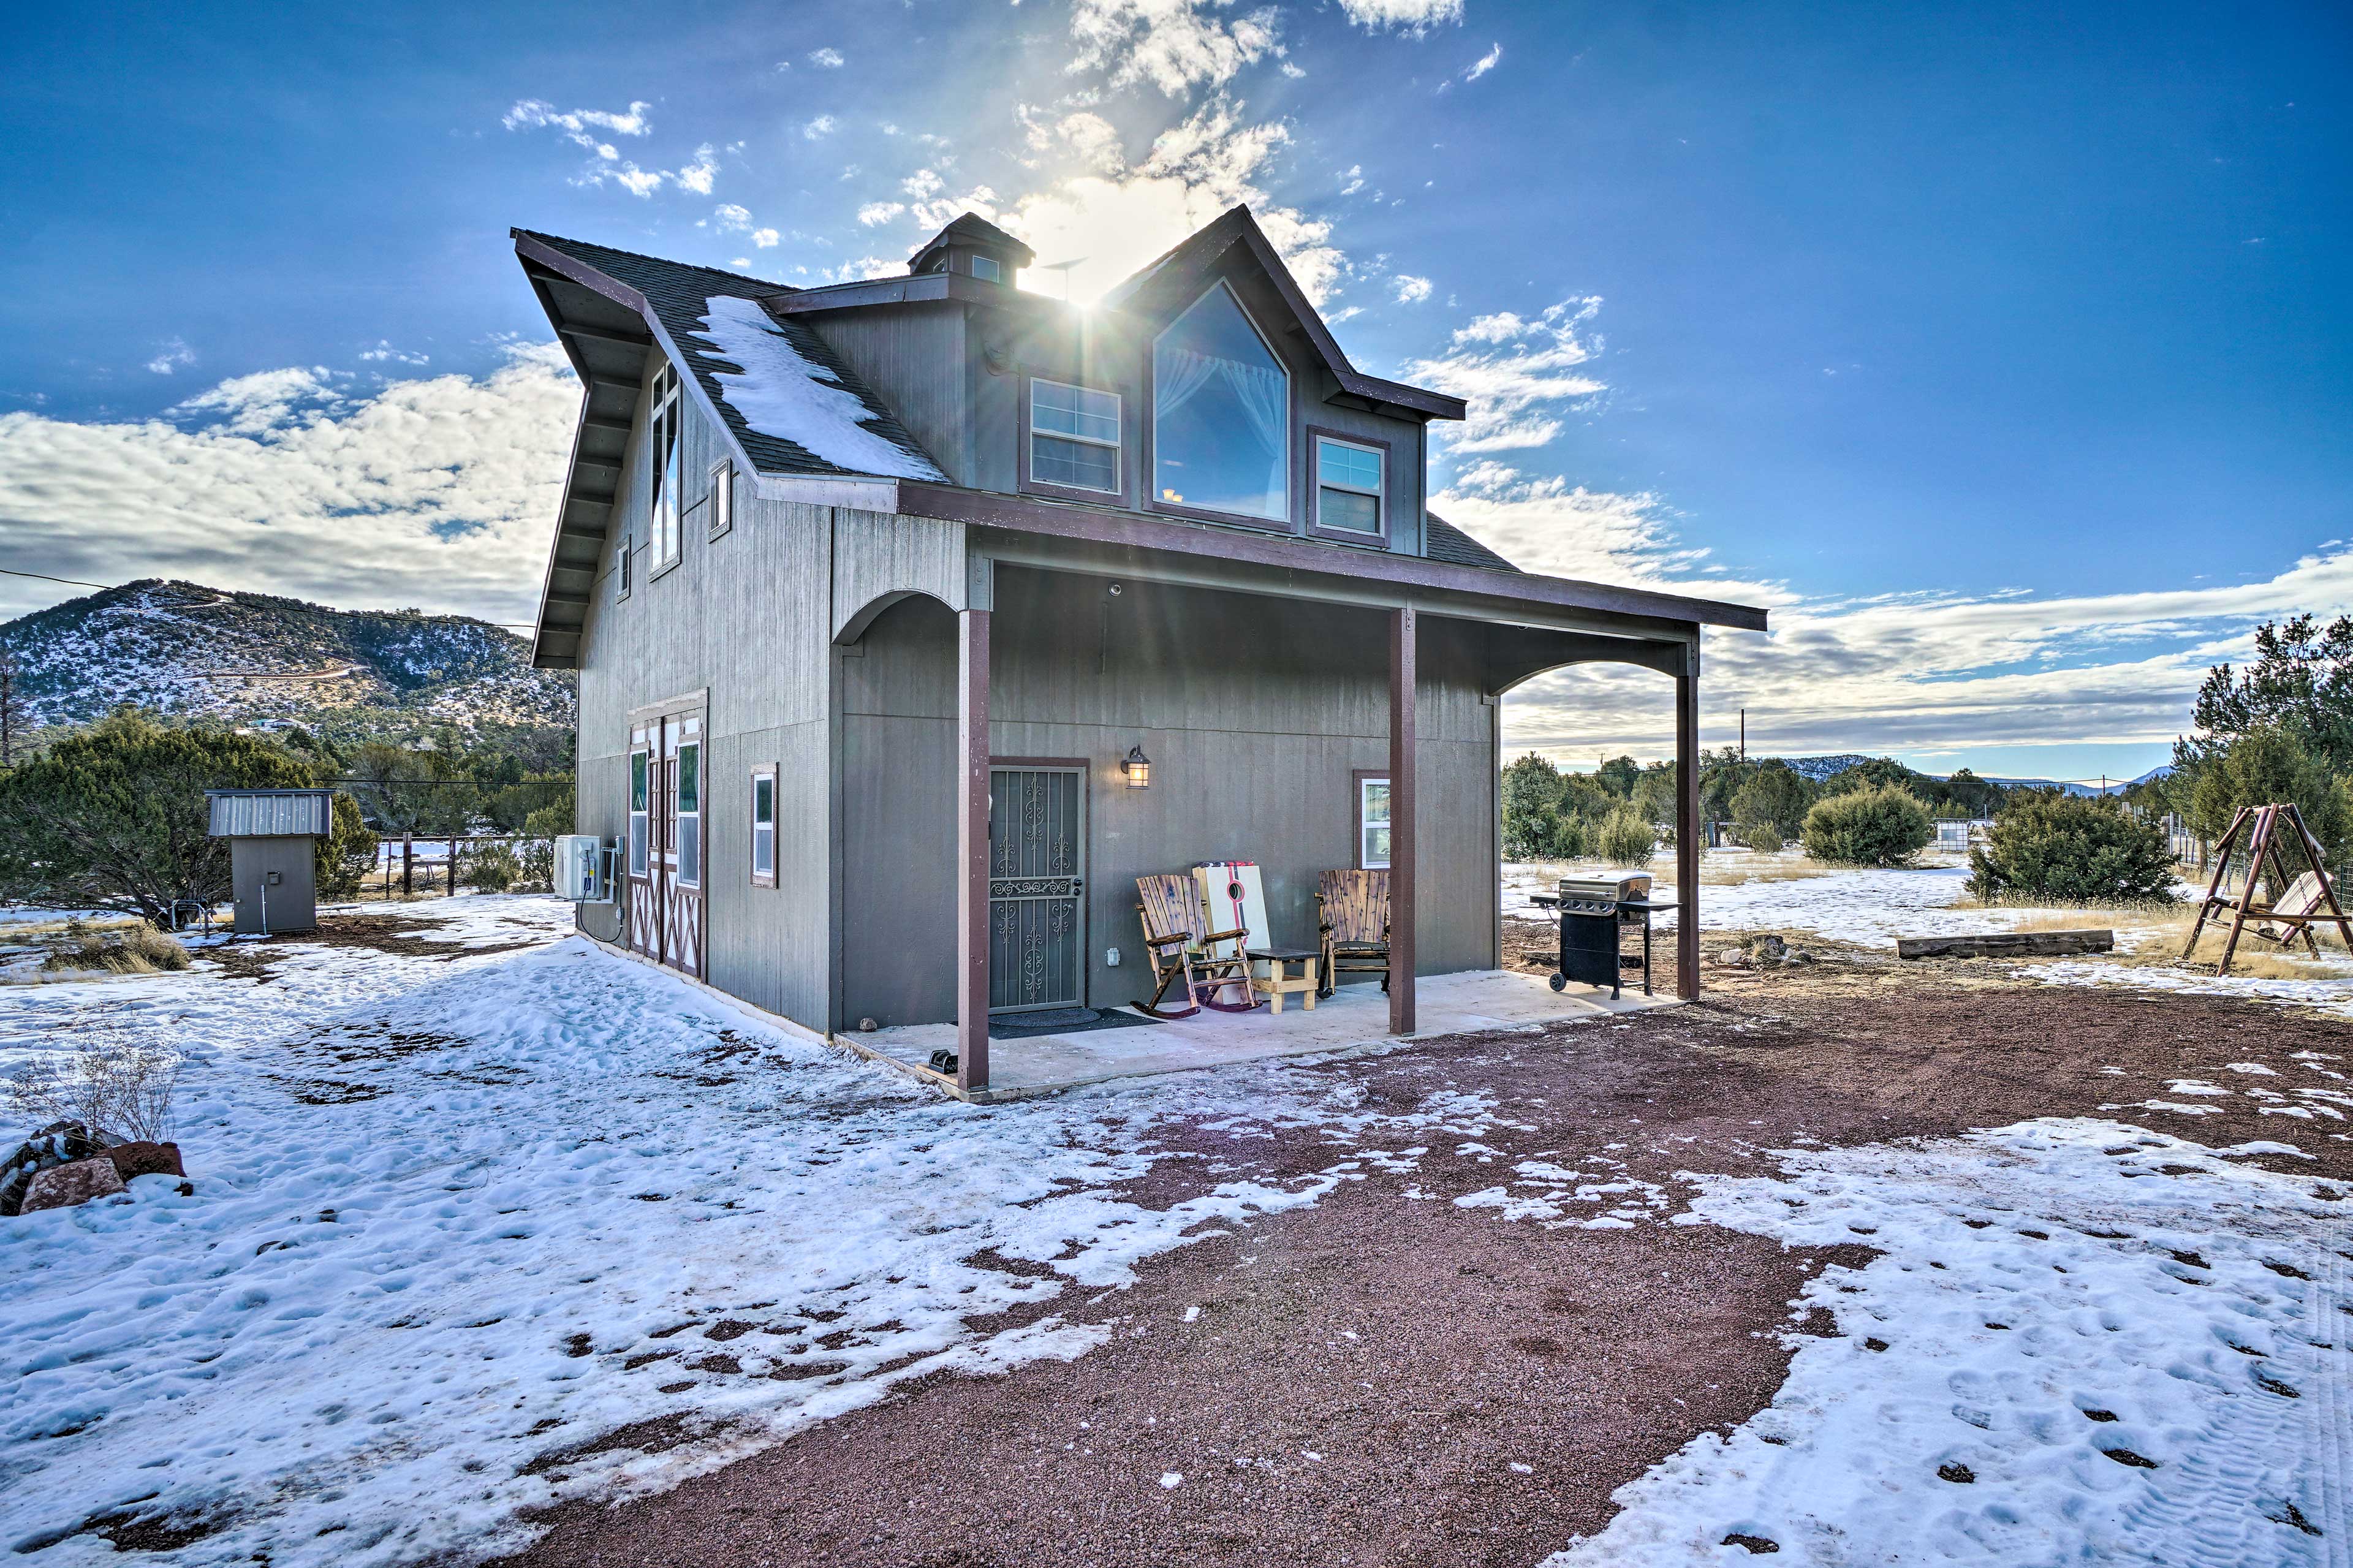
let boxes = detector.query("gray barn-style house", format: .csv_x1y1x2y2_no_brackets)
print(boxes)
513,207,1765,1094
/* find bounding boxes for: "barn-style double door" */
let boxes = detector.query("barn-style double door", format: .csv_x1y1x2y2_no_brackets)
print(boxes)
627,711,704,978
987,765,1086,1014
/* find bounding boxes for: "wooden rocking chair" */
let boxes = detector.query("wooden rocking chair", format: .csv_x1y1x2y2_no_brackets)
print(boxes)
1134,874,1259,1018
1316,869,1390,999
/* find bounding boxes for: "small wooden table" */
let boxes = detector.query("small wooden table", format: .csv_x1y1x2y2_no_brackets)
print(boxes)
1246,947,1320,1014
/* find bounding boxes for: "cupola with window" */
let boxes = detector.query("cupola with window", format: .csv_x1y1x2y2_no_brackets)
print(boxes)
907,211,1035,287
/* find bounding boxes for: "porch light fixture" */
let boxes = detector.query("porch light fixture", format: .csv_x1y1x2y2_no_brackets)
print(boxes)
1123,744,1152,789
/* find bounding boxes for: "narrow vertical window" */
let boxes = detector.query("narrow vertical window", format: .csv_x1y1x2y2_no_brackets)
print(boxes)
708,458,734,540
1029,379,1121,494
675,740,701,888
1315,437,1384,537
750,767,776,885
650,363,682,570
1358,776,1392,869
629,749,650,877
615,536,632,599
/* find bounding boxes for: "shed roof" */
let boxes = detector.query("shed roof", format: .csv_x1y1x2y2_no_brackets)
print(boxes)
207,790,333,838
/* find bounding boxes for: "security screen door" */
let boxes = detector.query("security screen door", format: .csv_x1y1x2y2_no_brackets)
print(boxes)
987,765,1086,1013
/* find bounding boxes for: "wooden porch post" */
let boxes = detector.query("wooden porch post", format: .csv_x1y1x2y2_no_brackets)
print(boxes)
957,607,991,1094
1676,641,1701,1001
1390,604,1417,1035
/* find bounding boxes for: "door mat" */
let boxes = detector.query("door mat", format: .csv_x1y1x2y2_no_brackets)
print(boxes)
988,1006,1161,1040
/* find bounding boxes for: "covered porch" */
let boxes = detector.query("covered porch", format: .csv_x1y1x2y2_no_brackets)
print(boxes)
850,966,1677,1102
831,507,1732,1099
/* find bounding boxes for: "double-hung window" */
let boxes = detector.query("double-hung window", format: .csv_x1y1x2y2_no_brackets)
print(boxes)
1315,437,1384,538
649,362,683,572
1357,776,1392,870
1029,379,1121,495
628,746,650,877
749,767,776,886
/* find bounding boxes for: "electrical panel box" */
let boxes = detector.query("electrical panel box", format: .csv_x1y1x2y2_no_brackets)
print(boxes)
554,835,611,904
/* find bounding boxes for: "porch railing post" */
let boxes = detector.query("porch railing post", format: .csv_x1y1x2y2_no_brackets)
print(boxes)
957,605,992,1093
1676,641,1701,1001
1390,603,1417,1035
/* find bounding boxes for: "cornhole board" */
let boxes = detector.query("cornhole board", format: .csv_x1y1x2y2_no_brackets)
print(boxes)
1194,860,1270,1002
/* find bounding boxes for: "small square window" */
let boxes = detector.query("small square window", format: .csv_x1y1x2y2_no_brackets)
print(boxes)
971,254,1002,284
709,460,734,540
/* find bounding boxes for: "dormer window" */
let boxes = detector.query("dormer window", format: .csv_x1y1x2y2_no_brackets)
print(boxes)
1152,281,1289,524
1313,436,1385,539
971,255,1001,284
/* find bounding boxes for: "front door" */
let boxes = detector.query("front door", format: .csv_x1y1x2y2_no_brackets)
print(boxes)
988,765,1086,1013
627,712,704,978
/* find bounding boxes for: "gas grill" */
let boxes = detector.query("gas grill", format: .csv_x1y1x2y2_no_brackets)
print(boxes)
1530,874,1670,1000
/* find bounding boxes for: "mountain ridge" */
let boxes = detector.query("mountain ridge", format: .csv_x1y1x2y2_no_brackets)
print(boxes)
0,580,575,745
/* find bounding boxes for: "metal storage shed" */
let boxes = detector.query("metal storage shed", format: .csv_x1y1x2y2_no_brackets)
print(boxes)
206,789,332,935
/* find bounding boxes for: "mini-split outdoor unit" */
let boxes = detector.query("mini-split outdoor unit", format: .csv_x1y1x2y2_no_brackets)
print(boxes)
553,835,614,904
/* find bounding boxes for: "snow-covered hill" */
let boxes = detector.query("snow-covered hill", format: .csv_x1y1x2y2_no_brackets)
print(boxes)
0,580,575,743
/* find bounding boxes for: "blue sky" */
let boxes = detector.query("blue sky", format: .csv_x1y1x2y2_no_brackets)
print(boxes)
4,0,2349,781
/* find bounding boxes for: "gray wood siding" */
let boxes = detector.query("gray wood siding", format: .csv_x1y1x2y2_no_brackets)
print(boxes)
801,303,969,483
570,354,837,1027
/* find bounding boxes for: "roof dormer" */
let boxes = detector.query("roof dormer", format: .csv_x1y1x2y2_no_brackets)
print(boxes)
907,211,1034,288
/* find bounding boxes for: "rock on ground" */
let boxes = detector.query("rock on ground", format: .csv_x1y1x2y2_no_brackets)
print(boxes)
21,1156,127,1214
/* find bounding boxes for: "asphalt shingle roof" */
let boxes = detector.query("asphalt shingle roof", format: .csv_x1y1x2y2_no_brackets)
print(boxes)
520,231,944,482
1423,513,1518,572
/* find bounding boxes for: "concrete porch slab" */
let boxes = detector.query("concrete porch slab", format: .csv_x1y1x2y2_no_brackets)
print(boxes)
849,969,1677,1102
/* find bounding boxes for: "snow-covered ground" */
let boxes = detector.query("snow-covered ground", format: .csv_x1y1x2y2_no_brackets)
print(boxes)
7,893,2349,1564
1505,854,2092,948
1536,1119,2351,1566
0,897,1503,1566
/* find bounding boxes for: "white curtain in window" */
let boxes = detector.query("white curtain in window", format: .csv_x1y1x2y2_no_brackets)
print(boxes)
1222,359,1289,498
1154,347,1221,419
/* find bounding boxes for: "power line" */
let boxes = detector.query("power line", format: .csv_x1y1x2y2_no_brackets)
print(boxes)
1,566,113,591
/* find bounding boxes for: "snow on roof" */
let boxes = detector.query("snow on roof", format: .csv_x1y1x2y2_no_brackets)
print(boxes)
688,295,947,482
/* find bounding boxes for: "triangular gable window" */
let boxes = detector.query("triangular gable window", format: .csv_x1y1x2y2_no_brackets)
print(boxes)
1152,281,1289,523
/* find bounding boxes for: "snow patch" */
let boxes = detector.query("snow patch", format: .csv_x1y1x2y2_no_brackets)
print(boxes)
688,296,945,480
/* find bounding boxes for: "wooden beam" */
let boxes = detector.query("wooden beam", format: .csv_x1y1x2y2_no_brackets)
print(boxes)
562,321,654,349
583,414,633,434
1390,604,1417,1035
957,607,992,1093
1898,930,2114,960
1676,652,1701,1001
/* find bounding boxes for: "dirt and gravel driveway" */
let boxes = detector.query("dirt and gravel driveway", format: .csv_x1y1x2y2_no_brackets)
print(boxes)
499,922,2352,1568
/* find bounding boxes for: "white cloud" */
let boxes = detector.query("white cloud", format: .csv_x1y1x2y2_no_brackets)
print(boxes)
822,257,904,284
751,228,779,248
675,144,718,195
1404,297,1607,450
857,201,907,226
711,203,754,233
1067,0,1283,97
802,115,837,140
1336,0,1463,32
1393,274,1433,303
1281,61,1306,78
995,100,1342,303
0,347,578,626
501,99,653,146
144,339,194,375
359,341,430,366
1464,42,1502,80
902,169,944,199
808,47,845,67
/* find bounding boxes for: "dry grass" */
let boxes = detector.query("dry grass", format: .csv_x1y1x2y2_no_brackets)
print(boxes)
42,926,193,975
2,913,146,942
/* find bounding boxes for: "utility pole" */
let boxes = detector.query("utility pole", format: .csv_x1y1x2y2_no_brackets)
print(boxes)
1739,708,1746,762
